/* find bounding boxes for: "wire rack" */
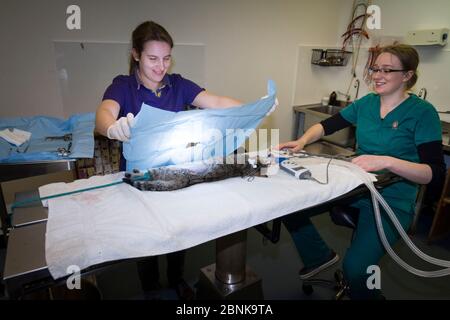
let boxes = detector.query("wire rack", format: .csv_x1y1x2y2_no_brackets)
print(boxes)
311,49,352,66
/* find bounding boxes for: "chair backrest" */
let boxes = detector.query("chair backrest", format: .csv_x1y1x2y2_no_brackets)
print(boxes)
408,184,427,235
428,168,450,243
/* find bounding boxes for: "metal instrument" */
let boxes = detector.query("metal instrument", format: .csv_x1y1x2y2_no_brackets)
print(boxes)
57,142,72,157
45,133,72,142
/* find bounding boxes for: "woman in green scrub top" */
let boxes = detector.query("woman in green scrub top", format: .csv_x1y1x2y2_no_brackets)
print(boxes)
277,44,446,299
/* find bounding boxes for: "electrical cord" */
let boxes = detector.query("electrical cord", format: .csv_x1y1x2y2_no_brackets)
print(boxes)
308,157,333,185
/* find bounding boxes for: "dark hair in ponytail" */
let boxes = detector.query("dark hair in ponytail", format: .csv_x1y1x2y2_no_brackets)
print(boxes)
129,21,174,75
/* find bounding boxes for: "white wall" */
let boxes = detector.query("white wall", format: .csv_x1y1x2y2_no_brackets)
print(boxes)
336,1,450,107
53,41,206,116
1,0,449,142
293,0,450,109
0,0,348,142
369,0,450,119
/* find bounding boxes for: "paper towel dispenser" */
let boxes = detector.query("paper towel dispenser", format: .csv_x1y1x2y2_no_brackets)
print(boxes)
405,28,449,46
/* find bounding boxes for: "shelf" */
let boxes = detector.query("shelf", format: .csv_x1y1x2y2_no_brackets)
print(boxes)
311,49,352,67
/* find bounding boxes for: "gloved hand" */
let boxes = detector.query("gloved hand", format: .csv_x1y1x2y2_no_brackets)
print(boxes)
261,96,279,116
268,98,279,116
106,113,135,142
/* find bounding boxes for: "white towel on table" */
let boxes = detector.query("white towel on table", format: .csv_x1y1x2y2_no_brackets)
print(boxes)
39,157,376,279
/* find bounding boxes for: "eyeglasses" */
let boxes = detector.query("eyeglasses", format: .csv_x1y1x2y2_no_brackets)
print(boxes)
368,67,407,75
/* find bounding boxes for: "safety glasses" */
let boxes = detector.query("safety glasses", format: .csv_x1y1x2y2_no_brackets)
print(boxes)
368,67,407,75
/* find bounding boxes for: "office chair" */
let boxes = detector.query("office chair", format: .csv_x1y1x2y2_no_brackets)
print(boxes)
428,168,450,243
301,185,426,299
301,205,356,299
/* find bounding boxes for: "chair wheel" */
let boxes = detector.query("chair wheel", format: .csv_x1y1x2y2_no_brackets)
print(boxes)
334,269,344,282
302,284,313,295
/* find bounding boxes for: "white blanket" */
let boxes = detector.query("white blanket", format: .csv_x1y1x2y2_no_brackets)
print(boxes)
39,158,373,279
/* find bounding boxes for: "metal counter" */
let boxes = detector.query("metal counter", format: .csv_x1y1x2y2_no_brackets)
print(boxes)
0,160,76,243
3,221,52,299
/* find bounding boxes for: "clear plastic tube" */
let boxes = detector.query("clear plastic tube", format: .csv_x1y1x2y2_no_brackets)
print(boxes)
330,159,450,277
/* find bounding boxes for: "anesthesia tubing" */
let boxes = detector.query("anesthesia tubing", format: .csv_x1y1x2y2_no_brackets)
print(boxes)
333,159,450,277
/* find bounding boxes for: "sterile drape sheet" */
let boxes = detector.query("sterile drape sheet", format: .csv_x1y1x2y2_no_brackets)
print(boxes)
0,113,95,162
39,158,373,279
123,81,277,170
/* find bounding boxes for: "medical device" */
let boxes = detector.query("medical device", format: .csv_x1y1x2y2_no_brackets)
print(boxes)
270,149,333,184
280,158,312,180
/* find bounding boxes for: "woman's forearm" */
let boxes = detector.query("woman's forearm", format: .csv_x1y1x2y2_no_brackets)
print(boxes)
385,157,432,184
95,108,116,137
192,91,242,109
215,96,243,108
298,123,325,146
95,100,120,137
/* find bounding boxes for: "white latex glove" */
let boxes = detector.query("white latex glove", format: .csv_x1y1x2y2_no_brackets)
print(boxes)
106,113,135,142
261,96,279,116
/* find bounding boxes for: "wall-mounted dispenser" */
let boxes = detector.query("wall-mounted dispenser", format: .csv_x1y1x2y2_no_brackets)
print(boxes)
405,28,449,46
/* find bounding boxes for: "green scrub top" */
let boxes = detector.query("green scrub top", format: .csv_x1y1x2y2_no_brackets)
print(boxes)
340,93,442,213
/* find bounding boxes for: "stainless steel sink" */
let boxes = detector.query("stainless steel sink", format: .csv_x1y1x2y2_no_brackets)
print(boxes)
307,105,343,115
299,103,355,148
